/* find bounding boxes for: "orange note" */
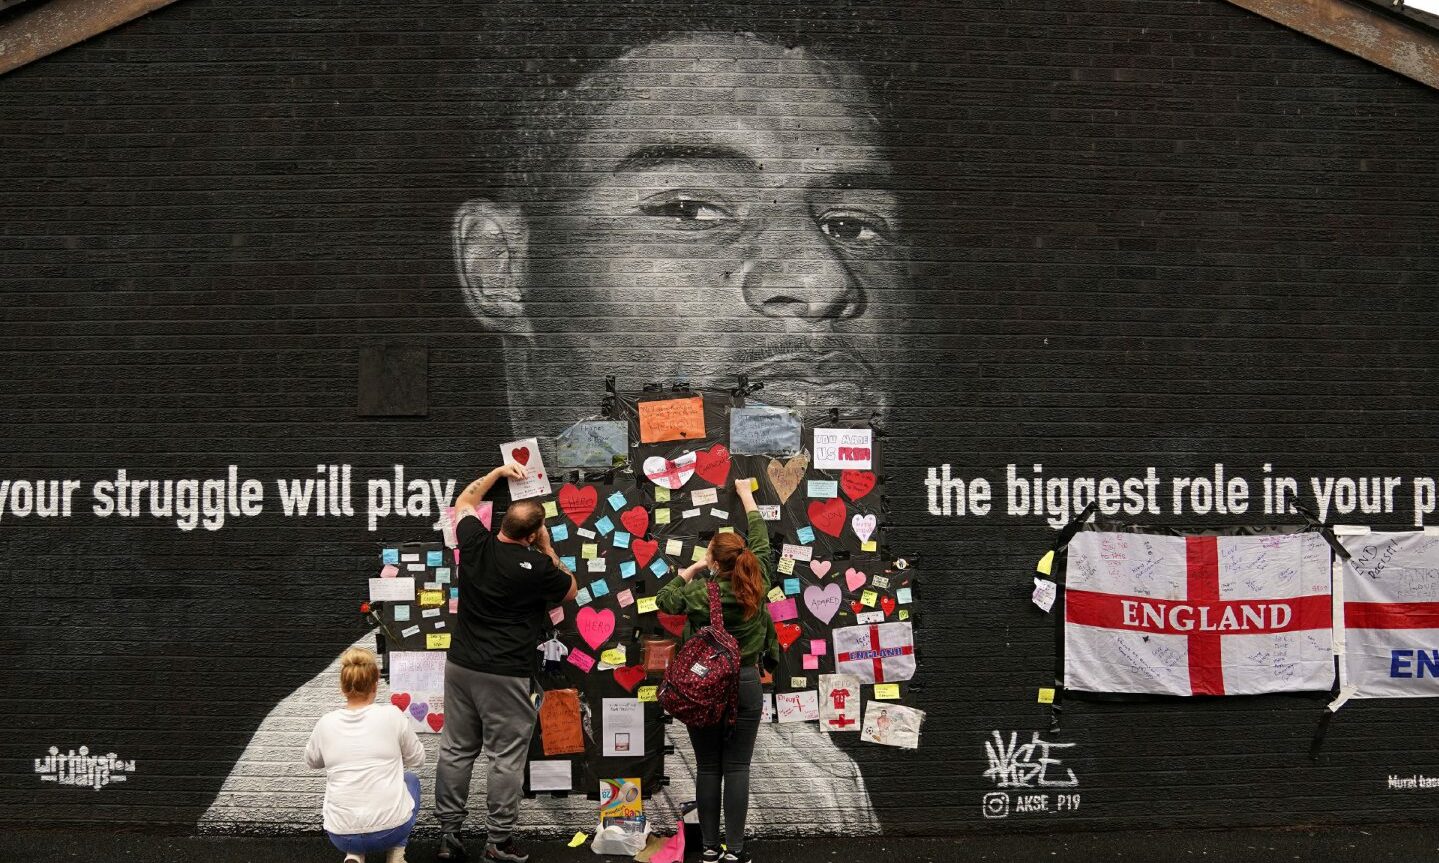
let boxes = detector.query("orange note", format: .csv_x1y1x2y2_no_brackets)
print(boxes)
638,396,705,443
540,688,585,756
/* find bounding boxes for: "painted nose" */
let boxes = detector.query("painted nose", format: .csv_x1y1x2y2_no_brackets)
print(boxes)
740,219,865,321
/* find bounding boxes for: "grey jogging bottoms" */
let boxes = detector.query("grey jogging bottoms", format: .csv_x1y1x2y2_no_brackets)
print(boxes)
433,661,538,842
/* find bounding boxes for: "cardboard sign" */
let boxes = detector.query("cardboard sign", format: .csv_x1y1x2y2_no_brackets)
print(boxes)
539,688,585,756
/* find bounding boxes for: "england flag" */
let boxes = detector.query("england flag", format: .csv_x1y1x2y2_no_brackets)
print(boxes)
1341,532,1439,698
1064,531,1334,696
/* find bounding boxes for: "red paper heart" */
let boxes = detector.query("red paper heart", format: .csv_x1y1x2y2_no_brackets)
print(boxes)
613,665,647,692
632,538,659,569
807,498,847,538
559,483,597,525
840,470,876,502
775,622,802,650
695,444,732,486
881,595,896,616
390,693,411,711
851,600,864,614
620,505,649,538
658,611,688,637
427,712,445,732
512,446,531,465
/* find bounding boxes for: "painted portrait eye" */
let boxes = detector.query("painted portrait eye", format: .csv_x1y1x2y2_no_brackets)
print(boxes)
637,193,734,229
818,210,891,244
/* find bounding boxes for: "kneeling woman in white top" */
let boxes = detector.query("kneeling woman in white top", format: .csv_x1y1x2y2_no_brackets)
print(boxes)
305,647,426,863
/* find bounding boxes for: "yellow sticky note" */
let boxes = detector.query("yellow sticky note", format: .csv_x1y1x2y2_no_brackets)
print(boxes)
655,508,671,525
418,590,444,607
691,546,707,563
717,526,734,534
1036,550,1055,577
543,500,558,518
637,597,658,614
1037,687,1055,704
898,609,910,621
581,543,599,559
654,487,670,503
860,589,878,608
600,647,627,666
426,632,451,650
749,478,759,491
568,832,588,848
873,683,900,700
767,586,784,603
776,557,795,575
665,539,683,556
861,540,878,552
638,685,658,703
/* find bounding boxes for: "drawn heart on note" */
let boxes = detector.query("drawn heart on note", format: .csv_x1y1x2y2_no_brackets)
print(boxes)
695,444,731,486
809,559,832,578
620,505,649,538
390,693,411,711
845,568,867,592
631,538,659,569
840,469,876,502
409,701,429,722
803,583,842,624
427,712,445,732
658,611,688,638
643,451,697,490
851,513,877,543
576,607,615,651
808,498,846,537
511,446,531,465
881,595,896,616
766,453,808,503
613,666,647,692
775,622,802,650
559,483,597,525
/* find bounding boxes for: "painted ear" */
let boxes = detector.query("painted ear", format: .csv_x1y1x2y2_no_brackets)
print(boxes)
453,198,530,333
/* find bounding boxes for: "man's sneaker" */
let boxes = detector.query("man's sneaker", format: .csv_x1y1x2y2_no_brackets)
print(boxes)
436,831,467,861
721,851,751,863
483,837,529,863
701,847,724,863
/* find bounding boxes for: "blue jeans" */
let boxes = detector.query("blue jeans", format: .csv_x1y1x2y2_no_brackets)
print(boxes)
327,771,420,855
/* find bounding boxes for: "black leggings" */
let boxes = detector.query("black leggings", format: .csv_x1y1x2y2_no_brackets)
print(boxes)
685,666,763,854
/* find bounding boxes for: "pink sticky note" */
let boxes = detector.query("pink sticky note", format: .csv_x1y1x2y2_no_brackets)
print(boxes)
549,607,565,625
810,639,827,656
617,589,635,608
380,564,399,578
802,654,819,670
449,599,459,614
567,648,595,673
767,598,798,622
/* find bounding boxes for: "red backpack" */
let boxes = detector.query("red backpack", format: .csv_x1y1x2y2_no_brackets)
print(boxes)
658,580,740,728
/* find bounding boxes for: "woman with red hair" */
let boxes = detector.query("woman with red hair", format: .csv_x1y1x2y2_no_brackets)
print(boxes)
657,478,776,863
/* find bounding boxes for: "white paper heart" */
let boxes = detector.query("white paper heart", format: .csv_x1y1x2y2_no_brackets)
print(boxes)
642,451,697,490
851,513,877,543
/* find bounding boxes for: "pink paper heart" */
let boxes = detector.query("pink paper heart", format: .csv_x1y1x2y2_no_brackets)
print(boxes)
809,559,832,578
845,568,867,592
576,606,616,651
803,583,842,624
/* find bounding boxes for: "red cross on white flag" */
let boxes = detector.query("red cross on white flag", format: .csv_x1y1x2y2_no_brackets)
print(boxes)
1064,531,1334,696
1341,531,1439,699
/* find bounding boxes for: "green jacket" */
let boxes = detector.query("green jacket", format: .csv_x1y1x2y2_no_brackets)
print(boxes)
656,510,777,668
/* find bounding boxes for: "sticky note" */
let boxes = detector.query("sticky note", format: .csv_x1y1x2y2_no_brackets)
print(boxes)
681,508,701,519
608,491,627,511
568,649,594,673
796,526,815,544
638,685,658,703
401,625,421,638
393,605,411,622
665,539,683,556
550,523,570,542
860,590,878,608
379,564,399,579
807,479,838,498
874,683,900,700
802,654,819,670
581,543,599,559
717,525,734,534
407,563,426,572
595,516,615,536
620,560,637,578
710,508,729,520
692,487,719,506
897,587,912,605
1036,549,1055,577
767,586,785,603
758,504,780,521
590,578,610,597
810,639,827,655
768,598,798,621
561,556,577,572
449,599,459,614
655,508,671,525
613,531,631,549
543,500,559,518
549,607,564,625
856,610,884,624
426,633,451,650
898,609,910,621
436,570,451,584
418,590,444,607
861,540,878,552
402,553,420,563
654,487,670,503
871,575,889,589
749,478,760,491
568,832,589,848
422,608,440,619
450,587,459,598
601,647,627,666
576,528,596,540
382,548,400,564
575,588,592,607
422,581,441,591
790,676,808,688
691,546,707,563
427,550,443,566
1037,688,1055,704
776,557,795,575
617,589,634,608
637,596,658,614
784,577,801,595
587,558,605,573
649,559,669,578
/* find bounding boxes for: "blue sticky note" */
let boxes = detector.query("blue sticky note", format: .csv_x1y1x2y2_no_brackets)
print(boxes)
393,605,411,622
561,556,577,572
807,479,838,499
575,588,593,607
608,490,627,511
436,570,451,584
613,531,631,549
897,587,912,604
649,559,669,578
590,579,611,598
796,526,816,544
595,516,615,536
784,578,801,595
550,523,570,543
620,560,637,579
427,550,443,566
382,548,399,564
449,587,459,599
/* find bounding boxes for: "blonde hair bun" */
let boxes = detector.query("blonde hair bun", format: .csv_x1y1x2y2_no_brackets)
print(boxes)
339,646,380,698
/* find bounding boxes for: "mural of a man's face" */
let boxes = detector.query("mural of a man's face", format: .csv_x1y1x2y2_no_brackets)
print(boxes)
456,32,913,422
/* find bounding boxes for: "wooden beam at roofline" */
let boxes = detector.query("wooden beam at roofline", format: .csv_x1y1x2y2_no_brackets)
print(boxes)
1226,0,1439,89
0,0,182,76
